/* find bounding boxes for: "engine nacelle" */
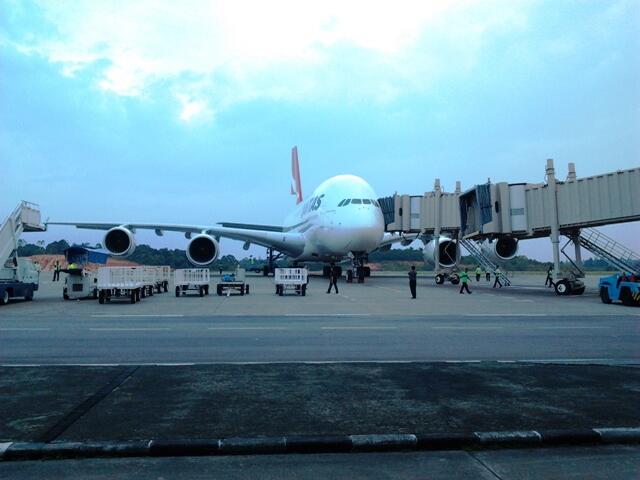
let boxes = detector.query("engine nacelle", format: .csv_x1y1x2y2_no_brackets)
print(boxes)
186,234,219,266
423,236,458,268
103,227,136,257
480,236,519,263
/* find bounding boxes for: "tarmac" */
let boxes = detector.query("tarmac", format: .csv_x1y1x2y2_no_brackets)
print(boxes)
0,272,639,478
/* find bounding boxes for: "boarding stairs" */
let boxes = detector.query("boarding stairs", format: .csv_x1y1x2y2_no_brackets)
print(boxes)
0,201,46,267
577,227,640,275
458,238,512,286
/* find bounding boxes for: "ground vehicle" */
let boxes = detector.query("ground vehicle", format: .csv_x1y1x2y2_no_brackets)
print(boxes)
97,267,144,304
175,268,210,297
275,267,308,296
599,273,640,306
217,268,249,295
61,246,109,300
0,257,39,304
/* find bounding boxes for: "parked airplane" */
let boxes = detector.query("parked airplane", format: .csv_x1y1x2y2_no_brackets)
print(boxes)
48,147,412,280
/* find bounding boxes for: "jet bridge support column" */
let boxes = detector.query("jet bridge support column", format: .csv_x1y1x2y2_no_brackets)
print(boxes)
433,178,442,271
546,159,562,280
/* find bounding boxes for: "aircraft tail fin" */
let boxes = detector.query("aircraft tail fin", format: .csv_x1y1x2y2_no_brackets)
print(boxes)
290,146,303,205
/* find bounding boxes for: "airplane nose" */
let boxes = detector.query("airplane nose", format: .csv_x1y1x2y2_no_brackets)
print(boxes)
348,210,384,251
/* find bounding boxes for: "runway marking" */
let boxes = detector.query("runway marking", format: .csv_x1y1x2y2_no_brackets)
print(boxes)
0,328,51,331
207,327,289,331
89,328,172,331
283,314,371,317
377,286,404,294
537,326,611,330
432,326,504,330
463,313,547,317
513,299,535,303
91,314,184,318
320,326,398,330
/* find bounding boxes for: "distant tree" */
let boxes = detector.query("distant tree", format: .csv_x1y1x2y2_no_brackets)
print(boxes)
44,240,70,254
17,243,45,256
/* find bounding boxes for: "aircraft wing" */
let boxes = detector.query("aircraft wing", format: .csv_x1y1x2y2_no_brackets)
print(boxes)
376,232,419,250
47,221,307,257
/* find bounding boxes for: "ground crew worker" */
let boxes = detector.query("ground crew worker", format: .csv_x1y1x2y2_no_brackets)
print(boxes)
475,266,482,282
53,260,61,281
326,262,339,294
493,267,503,288
459,268,471,294
545,266,554,287
408,265,417,299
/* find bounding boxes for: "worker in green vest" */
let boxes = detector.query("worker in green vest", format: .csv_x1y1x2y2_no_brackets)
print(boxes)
475,266,482,282
459,268,472,294
493,267,503,288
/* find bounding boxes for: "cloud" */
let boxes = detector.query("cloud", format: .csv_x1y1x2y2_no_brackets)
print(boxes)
5,0,536,117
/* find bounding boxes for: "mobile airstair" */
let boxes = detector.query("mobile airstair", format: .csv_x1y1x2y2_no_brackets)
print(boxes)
0,201,46,267
576,228,640,275
458,238,512,286
0,202,46,304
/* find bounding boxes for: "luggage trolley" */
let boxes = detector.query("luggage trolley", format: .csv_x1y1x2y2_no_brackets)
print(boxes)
275,267,308,296
217,268,249,296
97,267,144,304
175,268,210,297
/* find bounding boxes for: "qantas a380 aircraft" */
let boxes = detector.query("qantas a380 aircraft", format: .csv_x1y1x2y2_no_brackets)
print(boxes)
49,147,411,279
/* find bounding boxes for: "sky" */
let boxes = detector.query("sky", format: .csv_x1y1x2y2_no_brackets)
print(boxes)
1,0,639,260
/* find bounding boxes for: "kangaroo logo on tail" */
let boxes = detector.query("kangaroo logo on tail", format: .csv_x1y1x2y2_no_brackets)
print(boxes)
290,146,303,205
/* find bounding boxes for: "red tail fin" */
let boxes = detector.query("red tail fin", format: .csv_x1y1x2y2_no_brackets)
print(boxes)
290,146,303,205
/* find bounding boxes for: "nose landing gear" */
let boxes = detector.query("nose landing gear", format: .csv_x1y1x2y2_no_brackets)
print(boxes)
346,254,371,283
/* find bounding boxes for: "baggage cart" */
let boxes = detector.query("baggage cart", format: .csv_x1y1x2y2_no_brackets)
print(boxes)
97,267,144,304
275,267,308,296
217,268,249,296
154,266,171,293
175,268,210,297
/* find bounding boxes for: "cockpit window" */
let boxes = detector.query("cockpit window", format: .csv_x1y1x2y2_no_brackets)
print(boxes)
362,199,371,204
351,199,362,204
338,199,347,207
372,199,379,207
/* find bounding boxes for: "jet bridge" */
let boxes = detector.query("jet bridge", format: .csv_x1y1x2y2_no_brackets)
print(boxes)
381,160,640,293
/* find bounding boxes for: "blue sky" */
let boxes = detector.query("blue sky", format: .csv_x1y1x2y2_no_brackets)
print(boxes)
1,0,638,259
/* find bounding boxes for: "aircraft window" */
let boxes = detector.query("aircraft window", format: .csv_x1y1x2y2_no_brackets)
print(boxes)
343,199,350,206
338,199,347,207
362,199,372,204
373,199,380,207
351,199,362,204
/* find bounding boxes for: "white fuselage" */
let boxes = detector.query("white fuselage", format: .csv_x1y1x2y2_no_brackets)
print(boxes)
283,175,385,262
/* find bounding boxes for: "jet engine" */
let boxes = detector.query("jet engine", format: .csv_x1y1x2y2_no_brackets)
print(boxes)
480,236,519,263
423,237,458,268
103,227,136,257
186,234,219,266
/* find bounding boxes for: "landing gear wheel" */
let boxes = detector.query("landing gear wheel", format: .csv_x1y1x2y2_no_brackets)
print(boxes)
93,289,98,299
25,287,33,301
63,288,70,301
572,286,585,295
136,289,141,302
204,285,209,295
0,290,8,305
164,282,168,293
199,286,204,297
621,289,635,307
600,287,612,304
131,292,137,304
555,280,571,296
450,275,460,285
302,284,306,296
141,288,146,298
217,285,222,296
435,274,445,285
98,290,105,304
245,285,249,295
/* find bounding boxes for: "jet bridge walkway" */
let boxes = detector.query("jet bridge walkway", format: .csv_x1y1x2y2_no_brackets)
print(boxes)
380,160,639,292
